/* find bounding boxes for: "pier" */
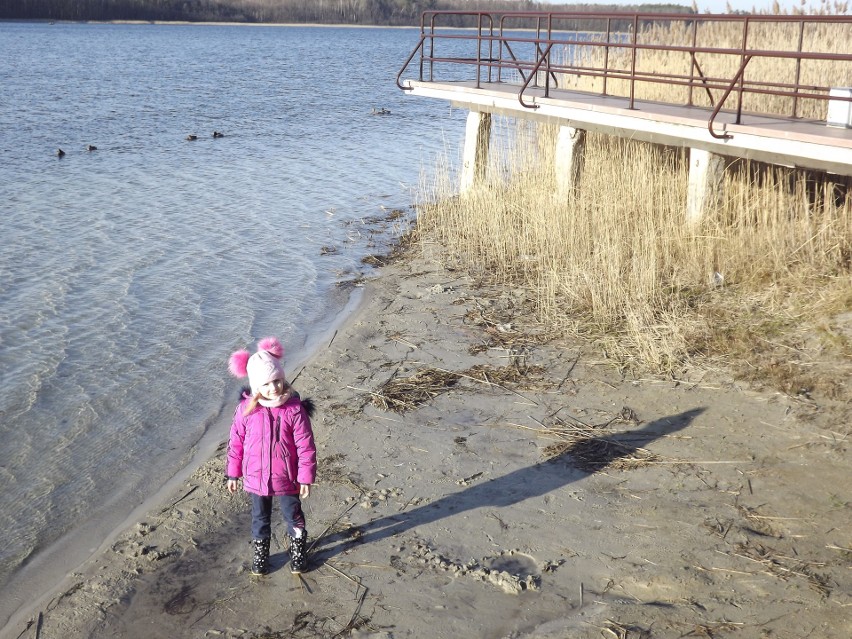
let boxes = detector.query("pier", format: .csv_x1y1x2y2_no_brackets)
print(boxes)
397,11,852,222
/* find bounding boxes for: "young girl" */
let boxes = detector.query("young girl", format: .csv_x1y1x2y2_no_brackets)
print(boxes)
226,337,316,575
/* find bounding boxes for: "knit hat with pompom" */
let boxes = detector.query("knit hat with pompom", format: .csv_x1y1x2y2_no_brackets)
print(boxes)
228,337,286,396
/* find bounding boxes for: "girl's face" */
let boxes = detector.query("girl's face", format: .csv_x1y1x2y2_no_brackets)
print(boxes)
259,377,286,400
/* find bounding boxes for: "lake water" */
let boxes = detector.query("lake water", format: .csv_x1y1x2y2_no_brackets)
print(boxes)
0,21,466,628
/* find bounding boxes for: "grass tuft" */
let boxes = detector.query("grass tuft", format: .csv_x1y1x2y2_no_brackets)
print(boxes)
417,113,851,396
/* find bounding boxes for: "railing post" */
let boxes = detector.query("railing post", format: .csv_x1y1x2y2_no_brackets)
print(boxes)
792,19,805,119
603,18,611,96
476,13,483,89
498,14,505,83
545,13,553,98
534,16,544,89
488,14,495,84
688,17,698,107
629,14,638,109
736,17,749,124
418,13,425,82
428,13,436,82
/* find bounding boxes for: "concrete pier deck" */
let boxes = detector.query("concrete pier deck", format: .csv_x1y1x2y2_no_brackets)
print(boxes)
403,79,852,177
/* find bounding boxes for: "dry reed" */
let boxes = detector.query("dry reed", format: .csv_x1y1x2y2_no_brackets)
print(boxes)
369,362,546,412
537,407,660,472
731,540,833,596
370,367,461,412
556,6,851,120
416,12,852,389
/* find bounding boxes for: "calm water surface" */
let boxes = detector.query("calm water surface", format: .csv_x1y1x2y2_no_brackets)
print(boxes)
0,21,466,627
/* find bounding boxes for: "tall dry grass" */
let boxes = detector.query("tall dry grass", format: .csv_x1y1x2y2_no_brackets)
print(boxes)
414,8,852,394
417,113,852,393
554,8,851,120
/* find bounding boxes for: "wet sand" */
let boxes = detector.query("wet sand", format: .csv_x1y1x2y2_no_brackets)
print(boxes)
5,241,850,639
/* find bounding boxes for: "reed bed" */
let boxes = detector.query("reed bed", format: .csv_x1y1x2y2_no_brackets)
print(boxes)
417,97,851,388
555,3,852,120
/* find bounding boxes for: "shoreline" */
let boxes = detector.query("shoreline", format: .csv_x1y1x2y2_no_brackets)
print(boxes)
0,285,367,637
5,19,607,35
5,242,849,639
3,19,420,29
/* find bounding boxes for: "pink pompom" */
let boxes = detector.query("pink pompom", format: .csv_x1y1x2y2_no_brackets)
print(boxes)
228,349,251,377
257,337,283,359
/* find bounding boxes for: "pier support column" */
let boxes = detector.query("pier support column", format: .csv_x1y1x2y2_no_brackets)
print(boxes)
554,125,586,195
460,110,491,193
686,148,725,225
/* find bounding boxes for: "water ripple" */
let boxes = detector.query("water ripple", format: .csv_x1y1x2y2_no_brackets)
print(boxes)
0,21,467,606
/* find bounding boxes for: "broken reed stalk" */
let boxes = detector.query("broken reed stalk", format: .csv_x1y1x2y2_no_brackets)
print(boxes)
523,410,664,471
728,541,833,596
369,363,544,413
334,586,369,638
308,501,359,554
369,367,462,412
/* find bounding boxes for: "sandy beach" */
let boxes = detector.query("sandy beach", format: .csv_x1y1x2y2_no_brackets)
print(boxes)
5,238,850,639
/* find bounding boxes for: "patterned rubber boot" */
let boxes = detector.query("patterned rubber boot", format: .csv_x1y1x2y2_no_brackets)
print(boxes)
251,538,270,576
288,530,308,574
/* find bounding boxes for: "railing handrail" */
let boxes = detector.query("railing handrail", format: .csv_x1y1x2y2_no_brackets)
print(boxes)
518,42,554,109
397,10,852,125
709,55,753,139
411,9,849,24
397,33,426,91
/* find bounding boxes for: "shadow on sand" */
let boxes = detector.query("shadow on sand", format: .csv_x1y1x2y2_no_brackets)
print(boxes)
313,408,705,561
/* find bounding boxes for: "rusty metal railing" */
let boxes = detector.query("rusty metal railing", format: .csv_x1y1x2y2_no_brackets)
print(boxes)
397,11,852,139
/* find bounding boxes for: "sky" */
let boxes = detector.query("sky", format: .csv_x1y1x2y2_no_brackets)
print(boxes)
537,0,845,14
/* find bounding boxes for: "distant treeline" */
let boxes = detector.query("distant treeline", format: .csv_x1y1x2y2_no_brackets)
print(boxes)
1,1,695,27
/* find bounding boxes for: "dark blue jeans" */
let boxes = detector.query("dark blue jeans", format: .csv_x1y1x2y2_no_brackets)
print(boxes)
250,493,306,540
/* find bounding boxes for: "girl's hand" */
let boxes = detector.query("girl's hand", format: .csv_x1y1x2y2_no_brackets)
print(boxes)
299,484,311,499
227,479,239,494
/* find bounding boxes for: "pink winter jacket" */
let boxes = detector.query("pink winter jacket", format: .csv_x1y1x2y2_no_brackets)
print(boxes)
226,395,317,497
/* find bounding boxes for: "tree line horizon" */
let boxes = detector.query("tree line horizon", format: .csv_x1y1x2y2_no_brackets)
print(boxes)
2,1,696,27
